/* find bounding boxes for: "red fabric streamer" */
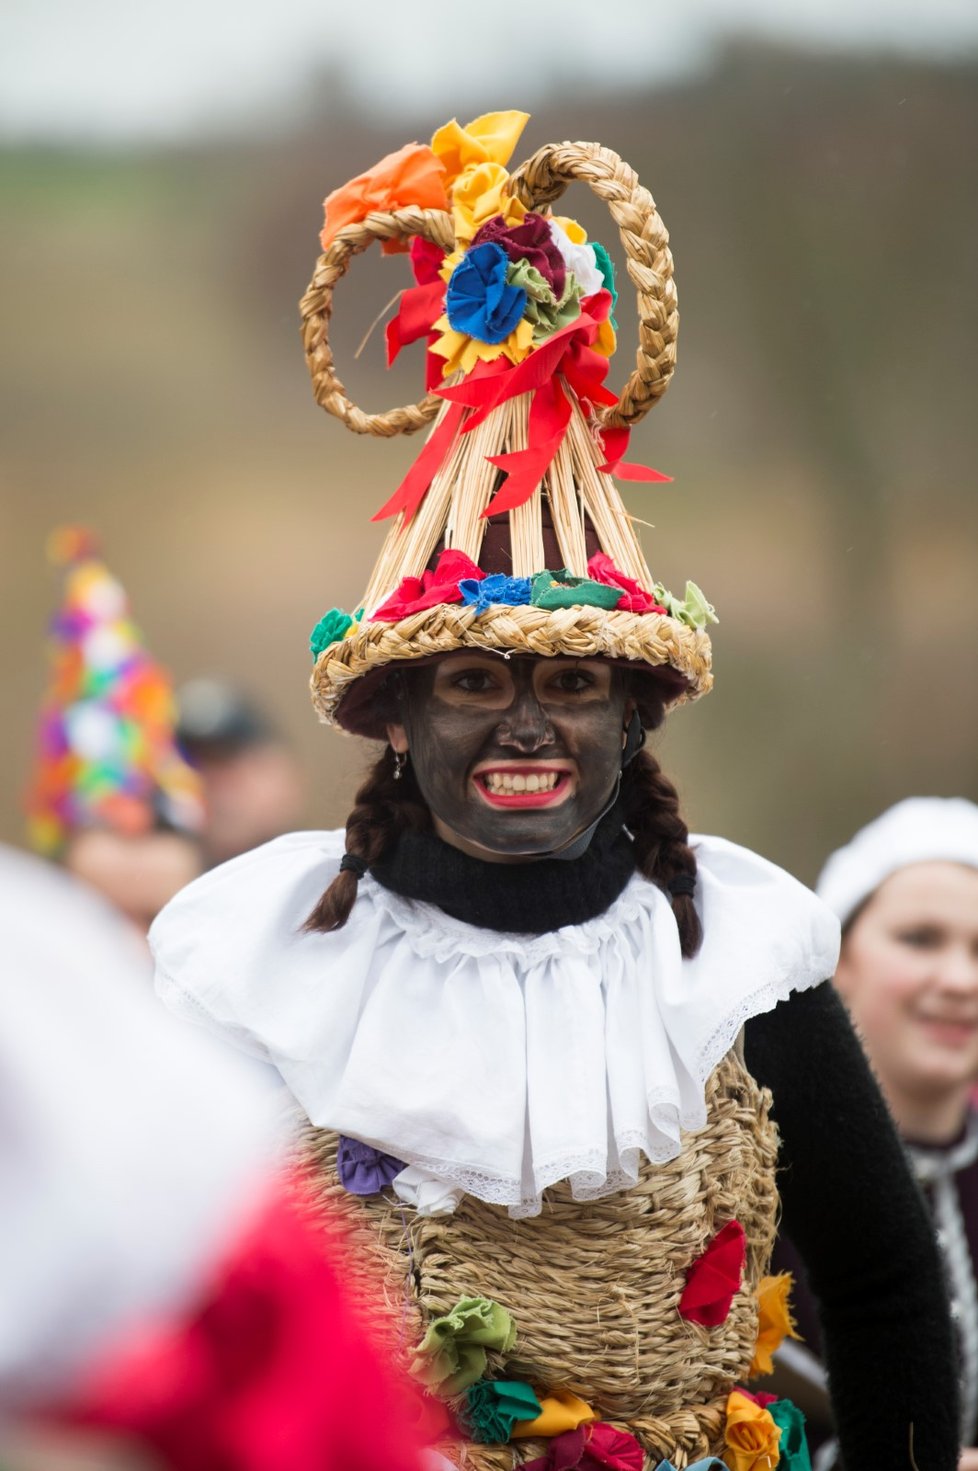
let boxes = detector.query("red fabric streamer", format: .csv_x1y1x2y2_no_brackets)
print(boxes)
678,1220,747,1327
56,1183,439,1471
385,280,446,369
523,1421,645,1470
594,425,673,484
371,398,469,523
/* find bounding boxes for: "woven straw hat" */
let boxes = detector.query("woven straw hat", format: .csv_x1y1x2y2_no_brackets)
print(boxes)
300,112,716,738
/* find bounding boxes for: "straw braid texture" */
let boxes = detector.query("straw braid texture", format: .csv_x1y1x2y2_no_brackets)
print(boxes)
300,206,455,435
300,1051,779,1470
311,603,713,726
507,142,677,429
298,141,676,435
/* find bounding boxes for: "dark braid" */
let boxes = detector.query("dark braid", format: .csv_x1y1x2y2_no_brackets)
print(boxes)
623,747,702,958
303,748,430,932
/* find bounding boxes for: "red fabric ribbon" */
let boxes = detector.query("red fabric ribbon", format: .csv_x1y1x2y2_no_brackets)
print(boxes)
523,1422,645,1470
678,1220,747,1327
385,279,447,394
373,287,669,524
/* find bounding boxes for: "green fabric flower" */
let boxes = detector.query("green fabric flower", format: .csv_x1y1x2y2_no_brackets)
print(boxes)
460,1380,542,1445
768,1399,812,1470
590,240,618,328
531,569,623,612
310,607,353,660
653,579,718,631
506,259,584,342
410,1296,517,1395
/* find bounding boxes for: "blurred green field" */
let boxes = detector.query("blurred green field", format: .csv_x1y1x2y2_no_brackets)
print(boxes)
3,45,976,882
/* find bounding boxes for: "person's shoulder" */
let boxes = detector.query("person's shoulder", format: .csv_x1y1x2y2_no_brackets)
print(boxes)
687,833,841,993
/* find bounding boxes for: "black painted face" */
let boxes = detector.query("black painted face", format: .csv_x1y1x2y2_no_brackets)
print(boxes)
387,652,631,862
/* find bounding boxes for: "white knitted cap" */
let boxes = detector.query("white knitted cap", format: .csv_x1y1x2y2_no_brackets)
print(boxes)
817,797,978,928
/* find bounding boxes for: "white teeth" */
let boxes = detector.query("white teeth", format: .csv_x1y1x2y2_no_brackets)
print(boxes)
483,771,561,794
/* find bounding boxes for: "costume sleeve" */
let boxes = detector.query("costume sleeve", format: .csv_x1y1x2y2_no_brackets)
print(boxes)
744,982,960,1469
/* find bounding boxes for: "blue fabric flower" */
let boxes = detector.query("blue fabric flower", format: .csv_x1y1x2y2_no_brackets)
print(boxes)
459,573,533,613
446,242,527,345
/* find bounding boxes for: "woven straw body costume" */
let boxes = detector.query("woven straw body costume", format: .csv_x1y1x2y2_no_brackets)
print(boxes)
293,113,795,1469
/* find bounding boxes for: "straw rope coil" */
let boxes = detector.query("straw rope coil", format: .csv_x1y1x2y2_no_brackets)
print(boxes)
299,141,677,437
507,141,678,428
311,603,713,728
299,206,455,435
301,1051,779,1470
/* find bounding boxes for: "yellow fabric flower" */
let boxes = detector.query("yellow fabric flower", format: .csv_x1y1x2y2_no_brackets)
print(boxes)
431,110,530,187
750,1273,801,1377
429,313,535,377
510,1389,596,1439
724,1391,782,1471
451,161,526,245
550,214,588,245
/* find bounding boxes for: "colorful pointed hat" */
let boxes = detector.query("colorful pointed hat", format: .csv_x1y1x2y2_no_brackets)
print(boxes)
25,528,204,855
300,111,717,737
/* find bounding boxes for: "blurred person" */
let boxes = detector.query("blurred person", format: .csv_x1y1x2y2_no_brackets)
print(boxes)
24,528,205,933
0,841,437,1471
770,797,978,1469
176,677,305,866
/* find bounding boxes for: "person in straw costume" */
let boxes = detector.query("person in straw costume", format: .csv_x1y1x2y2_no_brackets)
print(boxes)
150,112,959,1469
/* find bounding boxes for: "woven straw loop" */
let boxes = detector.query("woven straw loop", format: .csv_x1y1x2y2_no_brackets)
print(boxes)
507,141,679,428
299,205,456,436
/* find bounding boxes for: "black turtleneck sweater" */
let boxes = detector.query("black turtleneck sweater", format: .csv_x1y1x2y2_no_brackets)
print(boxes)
371,822,960,1471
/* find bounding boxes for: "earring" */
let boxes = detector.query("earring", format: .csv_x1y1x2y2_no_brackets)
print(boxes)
392,749,407,781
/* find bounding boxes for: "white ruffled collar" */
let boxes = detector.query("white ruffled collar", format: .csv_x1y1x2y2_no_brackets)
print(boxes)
151,829,839,1217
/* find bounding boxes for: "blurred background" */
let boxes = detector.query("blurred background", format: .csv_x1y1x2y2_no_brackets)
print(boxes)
3,0,977,885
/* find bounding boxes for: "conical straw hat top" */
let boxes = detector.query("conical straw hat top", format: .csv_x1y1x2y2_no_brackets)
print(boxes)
299,118,716,734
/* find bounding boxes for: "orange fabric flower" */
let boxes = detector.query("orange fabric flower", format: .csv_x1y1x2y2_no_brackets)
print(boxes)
320,143,449,251
724,1391,782,1471
510,1389,596,1439
750,1273,801,1377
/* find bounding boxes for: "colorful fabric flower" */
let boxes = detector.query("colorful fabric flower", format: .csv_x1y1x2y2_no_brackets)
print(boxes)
446,242,527,345
507,260,584,342
410,1297,517,1395
510,1388,595,1439
431,110,529,186
750,1274,800,1377
310,608,354,659
530,570,623,612
522,1421,645,1470
724,1391,782,1471
548,221,605,298
654,579,718,630
472,212,567,299
320,143,449,251
586,554,666,615
335,1137,404,1196
767,1399,811,1470
391,1165,464,1217
590,241,618,327
459,573,532,612
451,161,526,244
678,1220,746,1327
429,311,535,376
459,1380,542,1444
373,550,484,622
656,1462,730,1470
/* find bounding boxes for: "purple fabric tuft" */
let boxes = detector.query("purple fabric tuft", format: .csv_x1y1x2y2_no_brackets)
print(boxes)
336,1136,404,1195
472,213,566,299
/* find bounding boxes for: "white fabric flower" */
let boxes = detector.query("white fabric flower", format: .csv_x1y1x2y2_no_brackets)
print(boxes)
392,1165,464,1217
548,221,604,298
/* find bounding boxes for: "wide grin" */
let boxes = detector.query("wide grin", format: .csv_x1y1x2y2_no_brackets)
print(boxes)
473,766,573,809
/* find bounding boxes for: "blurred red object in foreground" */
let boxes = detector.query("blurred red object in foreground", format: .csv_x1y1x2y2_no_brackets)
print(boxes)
57,1180,443,1471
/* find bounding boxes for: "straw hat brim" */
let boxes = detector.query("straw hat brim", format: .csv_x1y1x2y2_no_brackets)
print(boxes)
311,603,712,735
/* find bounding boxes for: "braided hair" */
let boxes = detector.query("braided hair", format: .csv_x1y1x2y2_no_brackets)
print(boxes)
302,747,430,932
622,748,702,957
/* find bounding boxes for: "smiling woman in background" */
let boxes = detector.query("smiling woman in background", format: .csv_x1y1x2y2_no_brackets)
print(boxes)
773,797,978,1470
